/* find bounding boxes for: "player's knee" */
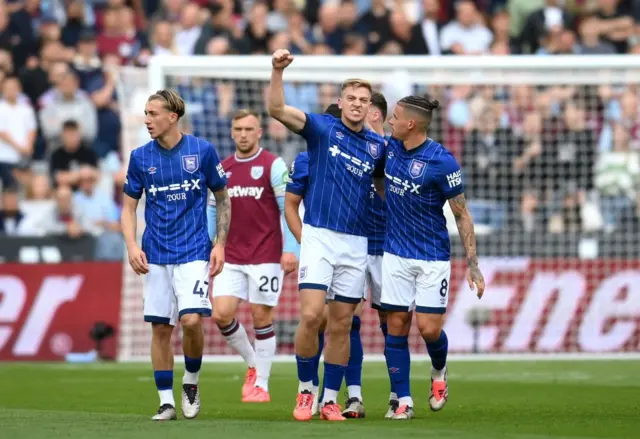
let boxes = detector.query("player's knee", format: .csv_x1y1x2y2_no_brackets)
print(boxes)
180,313,203,332
251,305,273,327
299,307,323,331
418,320,442,343
151,323,174,342
377,309,387,325
212,307,235,327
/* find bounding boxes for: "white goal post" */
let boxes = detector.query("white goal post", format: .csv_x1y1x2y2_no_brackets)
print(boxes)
116,55,640,362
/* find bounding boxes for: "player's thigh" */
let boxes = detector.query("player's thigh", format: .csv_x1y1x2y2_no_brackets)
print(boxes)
298,224,335,292
329,234,367,304
171,260,212,320
212,263,249,301
246,263,283,307
415,261,450,340
366,254,383,311
143,264,177,327
381,253,417,312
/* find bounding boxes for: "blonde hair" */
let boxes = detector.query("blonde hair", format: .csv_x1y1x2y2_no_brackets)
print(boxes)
231,108,261,123
341,78,373,95
147,89,185,119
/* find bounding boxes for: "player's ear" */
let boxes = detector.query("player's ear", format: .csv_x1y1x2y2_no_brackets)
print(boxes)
257,127,263,139
337,98,343,110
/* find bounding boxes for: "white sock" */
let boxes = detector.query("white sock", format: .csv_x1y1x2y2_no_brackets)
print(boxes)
347,385,362,401
220,320,256,367
322,388,339,404
159,389,175,407
254,327,276,391
432,365,446,380
312,385,319,396
183,371,199,385
298,381,313,393
390,392,398,401
399,396,414,407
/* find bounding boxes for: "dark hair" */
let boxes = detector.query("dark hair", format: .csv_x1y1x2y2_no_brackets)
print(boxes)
148,89,186,119
324,103,341,118
62,119,80,130
371,92,387,120
397,95,440,128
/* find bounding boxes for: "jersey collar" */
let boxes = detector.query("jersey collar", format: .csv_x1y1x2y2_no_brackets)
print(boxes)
402,137,433,155
153,133,186,156
235,147,263,162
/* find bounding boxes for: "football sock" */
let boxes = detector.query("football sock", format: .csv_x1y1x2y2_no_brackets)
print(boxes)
321,362,346,404
296,355,315,393
380,323,397,400
426,330,448,379
385,334,411,404
254,324,276,391
312,332,324,387
183,355,202,385
154,370,175,407
345,316,363,401
219,319,256,368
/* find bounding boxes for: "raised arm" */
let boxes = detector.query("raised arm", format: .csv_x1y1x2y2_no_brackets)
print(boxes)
267,49,307,133
448,193,484,298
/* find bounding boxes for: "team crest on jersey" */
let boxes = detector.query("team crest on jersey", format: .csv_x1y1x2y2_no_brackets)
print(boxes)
226,171,232,178
409,159,426,178
299,266,308,280
251,166,264,180
368,142,380,159
182,155,199,173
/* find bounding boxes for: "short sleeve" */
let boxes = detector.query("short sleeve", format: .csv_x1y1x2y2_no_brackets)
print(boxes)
270,157,288,197
123,152,144,199
204,142,227,192
286,152,309,196
298,113,330,149
372,136,391,178
436,152,465,199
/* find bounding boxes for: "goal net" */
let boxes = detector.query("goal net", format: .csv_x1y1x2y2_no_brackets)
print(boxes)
117,55,640,362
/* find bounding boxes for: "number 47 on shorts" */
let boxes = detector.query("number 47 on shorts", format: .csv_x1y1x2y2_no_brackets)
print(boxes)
193,280,209,298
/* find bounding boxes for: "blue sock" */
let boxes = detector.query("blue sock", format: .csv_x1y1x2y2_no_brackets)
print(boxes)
384,334,410,398
345,316,363,388
312,332,324,387
296,354,315,392
426,330,448,371
154,370,173,391
321,362,346,403
183,355,202,385
380,323,395,395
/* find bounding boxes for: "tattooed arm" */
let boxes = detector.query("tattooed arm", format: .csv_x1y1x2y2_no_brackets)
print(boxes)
214,188,231,246
209,187,230,277
448,193,485,298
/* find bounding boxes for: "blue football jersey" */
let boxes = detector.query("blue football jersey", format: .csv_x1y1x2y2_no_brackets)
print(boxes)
379,137,464,261
367,186,386,256
299,113,386,237
286,151,309,197
123,134,227,265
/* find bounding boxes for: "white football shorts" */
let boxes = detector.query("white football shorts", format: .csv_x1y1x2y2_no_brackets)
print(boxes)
298,224,367,303
143,260,212,326
380,252,451,314
212,263,283,307
365,254,383,309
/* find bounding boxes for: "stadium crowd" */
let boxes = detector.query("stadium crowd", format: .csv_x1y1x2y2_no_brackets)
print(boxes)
0,0,639,253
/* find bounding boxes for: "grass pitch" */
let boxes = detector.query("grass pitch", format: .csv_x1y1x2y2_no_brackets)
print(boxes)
0,360,638,439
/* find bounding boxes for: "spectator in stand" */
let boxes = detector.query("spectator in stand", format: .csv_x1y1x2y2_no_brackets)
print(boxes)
152,0,187,24
490,9,520,54
20,173,55,224
513,112,544,232
73,31,103,90
246,2,273,54
406,0,443,55
536,26,578,55
194,2,249,54
97,6,146,63
593,0,638,54
440,0,493,55
33,185,88,238
150,20,176,55
19,41,68,111
576,14,617,54
61,1,89,48
0,76,36,188
358,0,396,54
174,2,203,55
73,165,123,260
288,10,315,54
39,70,98,146
49,120,99,190
0,187,30,236
519,0,576,54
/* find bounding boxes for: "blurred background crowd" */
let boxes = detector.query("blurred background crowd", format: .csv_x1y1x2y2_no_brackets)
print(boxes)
0,0,639,259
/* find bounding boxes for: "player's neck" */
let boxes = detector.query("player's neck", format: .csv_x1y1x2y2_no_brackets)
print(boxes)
370,122,384,136
235,145,261,160
403,133,428,151
156,130,183,150
341,116,364,133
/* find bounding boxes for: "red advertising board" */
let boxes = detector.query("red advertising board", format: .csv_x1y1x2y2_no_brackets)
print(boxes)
0,263,122,361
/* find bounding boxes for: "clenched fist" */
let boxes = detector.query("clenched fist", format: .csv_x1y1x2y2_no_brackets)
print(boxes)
272,49,294,70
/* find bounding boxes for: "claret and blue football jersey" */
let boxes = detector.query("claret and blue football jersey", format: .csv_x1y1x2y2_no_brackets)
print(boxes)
124,134,227,265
